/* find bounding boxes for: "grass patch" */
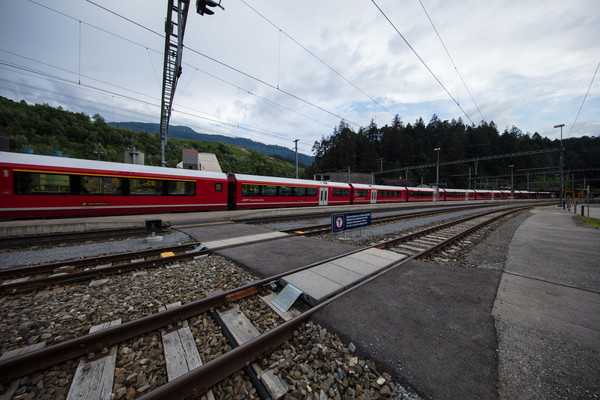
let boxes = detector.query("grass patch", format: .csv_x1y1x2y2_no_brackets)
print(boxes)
580,215,600,228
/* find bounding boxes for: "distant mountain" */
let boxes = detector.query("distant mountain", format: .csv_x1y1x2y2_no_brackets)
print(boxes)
110,122,314,167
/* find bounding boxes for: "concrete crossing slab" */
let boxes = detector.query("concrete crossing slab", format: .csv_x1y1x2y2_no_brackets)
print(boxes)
311,262,364,286
201,231,288,249
280,248,406,305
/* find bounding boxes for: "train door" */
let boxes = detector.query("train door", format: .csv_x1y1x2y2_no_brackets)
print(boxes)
319,187,328,205
370,189,377,204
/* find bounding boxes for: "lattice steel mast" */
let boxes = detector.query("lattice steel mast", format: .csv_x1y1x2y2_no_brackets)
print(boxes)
159,0,224,166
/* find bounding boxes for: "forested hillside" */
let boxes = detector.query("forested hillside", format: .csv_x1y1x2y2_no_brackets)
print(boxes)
111,121,314,167
0,97,301,177
308,116,599,190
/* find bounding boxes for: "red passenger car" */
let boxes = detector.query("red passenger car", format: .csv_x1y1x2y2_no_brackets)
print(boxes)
228,174,351,209
406,187,437,202
474,190,492,200
0,152,228,219
350,184,407,204
375,185,409,203
442,188,475,201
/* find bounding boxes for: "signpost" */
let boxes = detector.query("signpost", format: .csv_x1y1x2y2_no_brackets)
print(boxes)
332,211,372,237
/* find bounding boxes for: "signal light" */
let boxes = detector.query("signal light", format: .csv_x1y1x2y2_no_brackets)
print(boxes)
196,0,224,15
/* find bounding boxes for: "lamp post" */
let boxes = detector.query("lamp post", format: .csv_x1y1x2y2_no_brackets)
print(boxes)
509,164,514,199
434,147,441,201
554,124,564,207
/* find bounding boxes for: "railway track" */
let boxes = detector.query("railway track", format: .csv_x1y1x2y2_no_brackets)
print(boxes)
0,226,170,250
1,203,501,294
0,243,202,294
269,203,497,235
0,203,533,399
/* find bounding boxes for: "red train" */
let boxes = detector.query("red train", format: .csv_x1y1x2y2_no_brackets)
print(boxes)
0,152,547,219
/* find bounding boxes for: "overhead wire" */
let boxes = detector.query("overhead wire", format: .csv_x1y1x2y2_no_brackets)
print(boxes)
0,57,312,151
417,0,485,122
567,59,599,138
81,0,360,127
370,0,475,125
239,0,396,118
18,1,333,146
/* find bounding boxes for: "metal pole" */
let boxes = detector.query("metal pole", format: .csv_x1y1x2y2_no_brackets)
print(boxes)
293,139,299,179
468,168,471,191
587,184,590,218
434,147,440,201
554,124,564,207
509,165,514,199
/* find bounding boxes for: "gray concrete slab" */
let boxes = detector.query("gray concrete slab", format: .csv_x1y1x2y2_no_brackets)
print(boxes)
313,260,502,400
493,206,600,399
340,256,385,275
279,249,406,305
310,262,364,286
494,273,600,350
201,231,288,249
179,223,277,243
503,206,600,292
283,269,345,305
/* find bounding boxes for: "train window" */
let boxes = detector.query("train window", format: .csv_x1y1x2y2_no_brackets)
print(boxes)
242,184,260,196
14,171,71,195
130,178,163,195
355,189,368,197
214,183,222,192
81,175,122,195
168,180,196,196
305,187,318,197
279,186,294,197
263,185,277,196
332,188,349,197
410,191,433,198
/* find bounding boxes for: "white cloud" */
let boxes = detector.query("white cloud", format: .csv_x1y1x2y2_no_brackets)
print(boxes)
0,0,598,154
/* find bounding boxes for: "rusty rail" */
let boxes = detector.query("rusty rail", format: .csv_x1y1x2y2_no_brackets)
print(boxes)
0,204,534,393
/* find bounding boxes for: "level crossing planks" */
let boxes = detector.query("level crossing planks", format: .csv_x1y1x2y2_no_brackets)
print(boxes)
66,319,121,400
217,306,289,399
158,302,215,400
0,342,47,400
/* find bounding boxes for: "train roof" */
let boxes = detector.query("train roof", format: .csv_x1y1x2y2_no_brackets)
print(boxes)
351,183,406,191
0,151,228,180
405,186,436,192
229,173,351,188
443,188,475,193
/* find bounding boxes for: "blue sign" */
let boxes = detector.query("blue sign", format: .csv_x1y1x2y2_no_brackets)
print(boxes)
332,211,372,232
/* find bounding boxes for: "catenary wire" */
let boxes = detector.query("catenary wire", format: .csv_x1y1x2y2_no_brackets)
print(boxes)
370,0,475,125
567,60,599,138
417,0,485,122
21,1,337,140
81,0,361,127
239,0,396,119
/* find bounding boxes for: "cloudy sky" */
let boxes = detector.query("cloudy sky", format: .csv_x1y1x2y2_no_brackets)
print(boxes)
0,0,598,155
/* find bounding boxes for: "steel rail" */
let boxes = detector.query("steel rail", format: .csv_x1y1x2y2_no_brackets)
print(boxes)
279,203,496,235
0,204,534,387
0,227,166,249
0,243,199,280
1,204,490,292
139,204,535,399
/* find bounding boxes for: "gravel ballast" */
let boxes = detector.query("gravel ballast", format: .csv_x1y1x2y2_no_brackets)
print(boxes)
0,236,420,399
